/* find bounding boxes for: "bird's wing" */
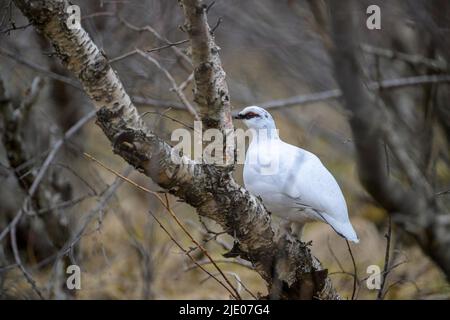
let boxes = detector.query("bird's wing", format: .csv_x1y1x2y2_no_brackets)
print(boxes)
280,145,359,241
278,143,350,224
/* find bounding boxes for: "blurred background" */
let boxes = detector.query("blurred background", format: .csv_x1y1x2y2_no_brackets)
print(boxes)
0,0,449,299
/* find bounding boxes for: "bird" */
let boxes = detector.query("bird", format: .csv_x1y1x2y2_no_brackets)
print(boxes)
233,106,359,243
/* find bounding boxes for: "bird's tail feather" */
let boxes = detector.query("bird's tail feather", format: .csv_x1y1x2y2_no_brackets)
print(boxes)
319,213,359,243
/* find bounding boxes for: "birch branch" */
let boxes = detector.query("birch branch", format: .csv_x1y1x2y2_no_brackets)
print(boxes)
180,0,234,163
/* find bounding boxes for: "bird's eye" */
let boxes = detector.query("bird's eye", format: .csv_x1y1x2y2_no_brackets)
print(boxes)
244,112,259,119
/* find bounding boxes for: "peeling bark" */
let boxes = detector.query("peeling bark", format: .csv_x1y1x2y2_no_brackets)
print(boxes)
179,0,234,164
13,0,339,299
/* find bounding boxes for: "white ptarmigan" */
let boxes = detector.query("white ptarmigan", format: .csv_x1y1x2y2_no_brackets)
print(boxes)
234,106,359,243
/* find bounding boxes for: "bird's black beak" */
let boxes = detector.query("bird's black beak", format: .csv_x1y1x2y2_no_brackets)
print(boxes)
233,113,244,120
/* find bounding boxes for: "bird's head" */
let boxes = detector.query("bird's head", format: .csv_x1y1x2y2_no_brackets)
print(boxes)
233,106,276,130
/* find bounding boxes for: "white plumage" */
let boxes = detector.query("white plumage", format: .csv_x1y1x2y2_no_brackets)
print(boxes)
234,106,359,243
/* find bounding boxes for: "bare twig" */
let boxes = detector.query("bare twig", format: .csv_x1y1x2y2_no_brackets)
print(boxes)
132,96,185,110
108,40,189,64
373,74,450,90
117,15,192,67
36,194,93,215
1,22,31,33
0,48,81,89
360,260,407,283
161,193,242,300
258,75,450,109
178,72,194,92
184,258,254,272
345,240,358,300
200,270,258,300
436,190,450,197
136,49,199,119
378,215,392,300
361,43,448,72
111,198,155,299
141,110,195,131
211,17,223,34
148,210,239,299
327,236,345,273
81,11,116,20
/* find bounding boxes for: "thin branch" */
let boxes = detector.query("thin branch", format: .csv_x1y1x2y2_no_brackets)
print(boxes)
184,258,254,272
178,72,194,92
0,22,31,33
436,190,450,197
81,11,116,20
378,215,392,300
0,48,81,89
361,43,448,72
373,74,450,90
132,96,185,110
200,270,258,300
146,39,189,53
136,49,199,119
36,194,93,215
259,89,341,109
108,40,189,64
114,206,154,299
211,17,223,34
57,167,131,261
107,50,137,64
360,260,407,283
327,236,345,273
258,75,450,109
147,210,239,299
162,193,242,300
384,279,420,298
345,240,358,300
117,15,192,67
141,110,195,131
